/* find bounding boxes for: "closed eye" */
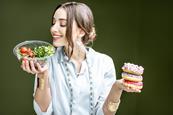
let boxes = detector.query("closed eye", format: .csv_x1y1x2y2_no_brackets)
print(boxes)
60,19,67,27
52,17,67,27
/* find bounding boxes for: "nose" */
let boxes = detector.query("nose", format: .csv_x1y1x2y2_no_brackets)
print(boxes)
50,24,59,33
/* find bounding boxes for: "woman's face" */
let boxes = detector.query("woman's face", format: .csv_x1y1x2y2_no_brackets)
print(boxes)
50,8,83,48
50,8,67,47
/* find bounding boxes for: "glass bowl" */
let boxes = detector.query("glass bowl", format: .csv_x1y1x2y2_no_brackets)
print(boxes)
13,40,55,65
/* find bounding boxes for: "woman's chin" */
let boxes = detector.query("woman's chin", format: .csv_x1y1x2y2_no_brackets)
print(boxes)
53,42,64,47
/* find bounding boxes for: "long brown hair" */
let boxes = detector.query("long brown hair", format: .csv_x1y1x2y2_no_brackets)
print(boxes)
52,2,96,57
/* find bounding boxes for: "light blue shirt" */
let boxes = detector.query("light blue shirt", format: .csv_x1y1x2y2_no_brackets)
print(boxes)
33,47,116,115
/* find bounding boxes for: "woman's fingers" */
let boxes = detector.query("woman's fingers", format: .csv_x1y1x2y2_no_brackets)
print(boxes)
115,79,142,93
21,60,26,71
20,59,48,75
36,62,48,73
30,60,39,74
25,60,35,74
124,86,141,93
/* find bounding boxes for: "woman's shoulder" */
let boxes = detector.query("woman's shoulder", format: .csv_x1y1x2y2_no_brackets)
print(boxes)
88,47,114,62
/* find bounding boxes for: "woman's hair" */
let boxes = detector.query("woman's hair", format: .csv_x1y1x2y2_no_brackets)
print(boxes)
52,2,96,57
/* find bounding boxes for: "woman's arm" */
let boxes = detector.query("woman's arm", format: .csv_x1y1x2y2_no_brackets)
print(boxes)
21,60,52,112
102,79,141,115
102,80,122,115
34,71,52,112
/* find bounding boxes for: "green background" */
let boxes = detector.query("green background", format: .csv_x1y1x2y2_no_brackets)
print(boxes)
0,0,172,115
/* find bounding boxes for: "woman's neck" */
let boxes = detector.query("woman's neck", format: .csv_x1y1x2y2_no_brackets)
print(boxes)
64,45,86,62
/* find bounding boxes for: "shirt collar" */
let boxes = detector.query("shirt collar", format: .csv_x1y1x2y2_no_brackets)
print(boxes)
55,46,66,63
56,46,95,67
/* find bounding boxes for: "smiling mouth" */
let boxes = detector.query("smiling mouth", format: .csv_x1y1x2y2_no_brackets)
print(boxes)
52,35,63,41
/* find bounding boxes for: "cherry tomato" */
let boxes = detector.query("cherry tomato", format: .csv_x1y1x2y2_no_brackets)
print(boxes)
20,47,28,54
28,51,34,58
27,48,32,53
26,48,34,57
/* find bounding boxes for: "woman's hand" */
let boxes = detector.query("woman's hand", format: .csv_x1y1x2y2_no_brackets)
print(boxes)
20,59,49,79
115,79,142,93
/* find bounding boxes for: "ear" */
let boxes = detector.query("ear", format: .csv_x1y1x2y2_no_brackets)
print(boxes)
78,28,85,38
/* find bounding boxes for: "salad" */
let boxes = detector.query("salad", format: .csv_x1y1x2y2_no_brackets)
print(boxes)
19,45,55,59
13,40,56,62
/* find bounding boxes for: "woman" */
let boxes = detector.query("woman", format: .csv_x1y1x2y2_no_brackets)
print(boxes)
21,2,142,115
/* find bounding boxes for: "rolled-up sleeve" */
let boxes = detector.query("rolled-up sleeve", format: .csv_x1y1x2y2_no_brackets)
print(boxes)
95,55,116,115
33,76,53,115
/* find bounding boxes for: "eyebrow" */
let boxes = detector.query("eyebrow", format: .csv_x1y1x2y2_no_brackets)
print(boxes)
53,17,67,21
